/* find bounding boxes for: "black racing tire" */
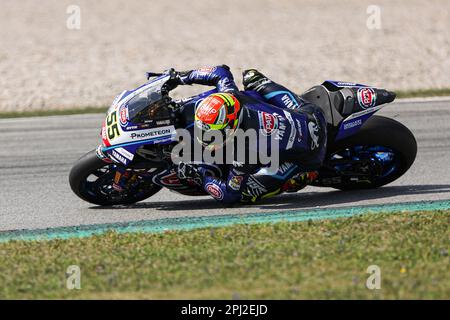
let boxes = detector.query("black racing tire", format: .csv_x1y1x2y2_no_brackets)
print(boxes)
69,150,162,206
324,115,417,190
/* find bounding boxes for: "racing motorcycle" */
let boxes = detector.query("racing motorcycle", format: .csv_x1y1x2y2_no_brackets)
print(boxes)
69,70,417,205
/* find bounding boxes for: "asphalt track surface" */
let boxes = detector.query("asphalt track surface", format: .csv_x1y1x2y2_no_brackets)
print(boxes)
1,99,450,232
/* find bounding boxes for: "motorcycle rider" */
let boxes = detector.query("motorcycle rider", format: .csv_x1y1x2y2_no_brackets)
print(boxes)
169,65,327,205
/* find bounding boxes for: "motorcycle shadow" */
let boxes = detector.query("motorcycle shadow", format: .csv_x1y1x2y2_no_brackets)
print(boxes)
254,184,450,210
89,184,450,211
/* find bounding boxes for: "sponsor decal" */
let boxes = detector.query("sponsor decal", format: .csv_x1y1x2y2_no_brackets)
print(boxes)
156,119,171,126
197,66,216,73
343,118,363,130
123,123,154,132
115,147,134,160
295,119,303,142
130,126,174,140
337,82,357,87
282,110,296,150
101,120,110,147
206,183,224,200
345,105,383,120
197,105,218,120
258,111,278,136
357,87,377,109
278,162,295,175
119,105,129,126
275,122,287,140
111,150,128,165
266,112,287,141
196,96,223,125
320,176,342,186
228,175,244,191
124,125,138,131
246,176,268,197
281,94,299,109
308,120,320,150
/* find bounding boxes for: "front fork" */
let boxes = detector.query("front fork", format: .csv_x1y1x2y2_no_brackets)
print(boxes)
95,145,139,192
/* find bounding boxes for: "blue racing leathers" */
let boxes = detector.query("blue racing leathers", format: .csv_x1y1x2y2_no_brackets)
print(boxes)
178,65,239,93
174,65,327,205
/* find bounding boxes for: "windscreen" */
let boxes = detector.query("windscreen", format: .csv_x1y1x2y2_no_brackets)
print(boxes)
126,86,171,124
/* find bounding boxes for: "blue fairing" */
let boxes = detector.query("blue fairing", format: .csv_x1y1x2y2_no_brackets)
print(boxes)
323,80,387,141
335,111,377,141
324,80,368,88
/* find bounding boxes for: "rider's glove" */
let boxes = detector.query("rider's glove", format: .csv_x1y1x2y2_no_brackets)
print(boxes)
176,162,203,184
148,68,191,93
153,68,185,92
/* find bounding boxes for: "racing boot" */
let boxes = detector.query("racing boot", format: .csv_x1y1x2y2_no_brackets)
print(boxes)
242,69,272,91
281,171,318,193
243,69,307,110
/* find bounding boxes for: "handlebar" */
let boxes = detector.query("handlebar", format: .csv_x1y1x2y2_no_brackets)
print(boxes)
146,68,180,80
146,71,163,79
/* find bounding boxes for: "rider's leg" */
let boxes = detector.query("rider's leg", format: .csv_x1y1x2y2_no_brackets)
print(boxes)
243,69,308,110
240,162,301,203
240,162,318,202
242,69,328,202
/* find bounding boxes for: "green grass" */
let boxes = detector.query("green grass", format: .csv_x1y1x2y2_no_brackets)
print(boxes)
396,87,450,99
0,210,448,299
1,88,450,119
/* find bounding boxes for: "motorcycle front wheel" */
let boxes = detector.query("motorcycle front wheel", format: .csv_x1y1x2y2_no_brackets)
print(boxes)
69,150,162,206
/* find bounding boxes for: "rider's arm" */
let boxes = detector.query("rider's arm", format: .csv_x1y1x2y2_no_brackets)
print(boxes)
177,65,239,93
201,167,250,206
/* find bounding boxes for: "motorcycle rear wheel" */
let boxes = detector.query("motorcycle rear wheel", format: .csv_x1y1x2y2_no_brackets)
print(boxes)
316,115,417,190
